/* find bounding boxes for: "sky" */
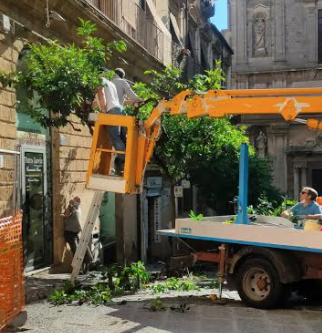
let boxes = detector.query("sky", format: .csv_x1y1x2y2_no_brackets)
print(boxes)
210,0,228,31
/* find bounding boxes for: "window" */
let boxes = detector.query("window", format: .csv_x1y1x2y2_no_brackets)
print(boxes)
318,10,322,63
16,48,49,135
139,0,146,11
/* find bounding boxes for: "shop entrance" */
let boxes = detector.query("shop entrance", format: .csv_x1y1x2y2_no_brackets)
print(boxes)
21,145,52,271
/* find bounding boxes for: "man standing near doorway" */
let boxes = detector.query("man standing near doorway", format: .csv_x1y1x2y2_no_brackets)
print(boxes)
63,196,82,257
63,196,91,273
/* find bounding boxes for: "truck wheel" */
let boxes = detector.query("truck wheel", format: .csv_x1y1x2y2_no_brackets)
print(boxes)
236,257,284,309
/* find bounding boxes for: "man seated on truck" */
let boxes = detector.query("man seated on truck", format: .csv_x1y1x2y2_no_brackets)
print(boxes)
281,187,322,222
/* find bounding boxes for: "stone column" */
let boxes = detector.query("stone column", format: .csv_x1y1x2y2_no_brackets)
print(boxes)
301,162,308,188
267,125,289,192
304,2,317,64
274,0,285,61
293,165,301,200
293,162,307,199
235,0,247,64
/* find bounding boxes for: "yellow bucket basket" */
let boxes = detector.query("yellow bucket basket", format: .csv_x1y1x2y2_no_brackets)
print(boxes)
304,220,321,231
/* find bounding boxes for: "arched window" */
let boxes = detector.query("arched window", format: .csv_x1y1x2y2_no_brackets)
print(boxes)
16,48,49,135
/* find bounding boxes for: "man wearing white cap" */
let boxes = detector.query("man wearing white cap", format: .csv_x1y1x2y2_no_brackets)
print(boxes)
112,68,142,106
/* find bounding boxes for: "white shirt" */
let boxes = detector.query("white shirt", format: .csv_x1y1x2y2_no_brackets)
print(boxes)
102,77,121,112
112,75,140,105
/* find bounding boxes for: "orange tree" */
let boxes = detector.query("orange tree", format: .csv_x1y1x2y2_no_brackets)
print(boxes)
0,20,126,129
129,66,281,213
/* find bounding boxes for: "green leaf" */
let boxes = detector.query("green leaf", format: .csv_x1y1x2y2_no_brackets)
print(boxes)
114,40,127,52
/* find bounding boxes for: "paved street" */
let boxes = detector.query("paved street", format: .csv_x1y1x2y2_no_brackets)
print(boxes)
5,294,322,333
2,272,321,333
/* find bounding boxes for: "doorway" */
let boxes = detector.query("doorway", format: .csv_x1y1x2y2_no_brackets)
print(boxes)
100,192,116,264
312,169,322,197
21,145,52,271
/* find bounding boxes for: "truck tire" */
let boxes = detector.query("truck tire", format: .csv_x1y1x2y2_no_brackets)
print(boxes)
236,257,285,309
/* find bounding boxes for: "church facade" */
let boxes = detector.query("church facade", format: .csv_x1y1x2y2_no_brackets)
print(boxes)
225,0,322,198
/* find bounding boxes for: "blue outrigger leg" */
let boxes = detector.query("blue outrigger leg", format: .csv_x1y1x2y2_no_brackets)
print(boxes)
235,143,251,225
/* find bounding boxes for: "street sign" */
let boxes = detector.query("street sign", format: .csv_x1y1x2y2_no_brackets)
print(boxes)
146,177,162,197
147,176,162,188
59,134,66,145
181,179,190,189
174,186,183,198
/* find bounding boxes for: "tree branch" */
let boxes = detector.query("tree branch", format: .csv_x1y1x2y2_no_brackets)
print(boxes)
66,120,82,132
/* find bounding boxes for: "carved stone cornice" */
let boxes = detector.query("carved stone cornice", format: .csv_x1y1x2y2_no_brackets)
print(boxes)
294,161,308,170
267,124,289,135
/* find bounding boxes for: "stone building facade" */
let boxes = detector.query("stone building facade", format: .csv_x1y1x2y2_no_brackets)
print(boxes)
0,0,166,272
226,0,322,198
0,0,232,271
140,0,234,262
0,30,21,218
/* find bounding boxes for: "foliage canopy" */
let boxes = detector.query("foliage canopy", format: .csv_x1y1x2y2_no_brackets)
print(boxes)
129,66,281,213
0,19,126,129
0,19,280,213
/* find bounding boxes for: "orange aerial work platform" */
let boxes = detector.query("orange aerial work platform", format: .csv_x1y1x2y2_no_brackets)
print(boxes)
86,113,141,194
86,87,322,194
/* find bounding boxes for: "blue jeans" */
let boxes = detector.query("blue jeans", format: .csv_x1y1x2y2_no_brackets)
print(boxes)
107,107,126,162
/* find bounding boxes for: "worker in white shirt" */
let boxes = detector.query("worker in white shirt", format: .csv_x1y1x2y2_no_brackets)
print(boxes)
96,67,125,175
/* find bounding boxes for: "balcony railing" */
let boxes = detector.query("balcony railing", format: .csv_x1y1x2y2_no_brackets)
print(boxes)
87,0,165,63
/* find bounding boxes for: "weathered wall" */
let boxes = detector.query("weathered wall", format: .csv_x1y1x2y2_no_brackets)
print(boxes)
0,0,155,270
0,2,157,271
0,30,96,269
229,0,322,197
0,29,23,217
0,22,103,269
229,0,319,74
229,0,322,79
51,115,95,269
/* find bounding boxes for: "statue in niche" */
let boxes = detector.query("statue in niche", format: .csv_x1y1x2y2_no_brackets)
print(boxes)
255,131,267,157
254,11,267,56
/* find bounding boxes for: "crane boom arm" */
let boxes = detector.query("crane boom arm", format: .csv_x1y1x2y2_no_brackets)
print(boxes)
86,87,322,194
145,88,322,130
137,88,322,185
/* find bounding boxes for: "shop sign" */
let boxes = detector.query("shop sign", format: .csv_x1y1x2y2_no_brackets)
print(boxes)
174,186,183,198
